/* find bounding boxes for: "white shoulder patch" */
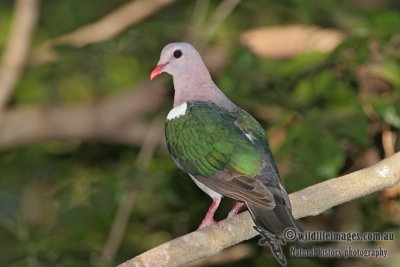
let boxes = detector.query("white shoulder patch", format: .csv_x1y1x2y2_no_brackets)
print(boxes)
245,133,256,143
234,121,257,143
167,102,187,120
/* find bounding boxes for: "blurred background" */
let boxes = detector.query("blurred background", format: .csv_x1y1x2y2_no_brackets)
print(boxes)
0,0,399,266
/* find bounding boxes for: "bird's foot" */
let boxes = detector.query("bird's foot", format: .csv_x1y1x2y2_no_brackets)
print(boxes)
198,217,218,229
197,197,221,230
227,201,245,218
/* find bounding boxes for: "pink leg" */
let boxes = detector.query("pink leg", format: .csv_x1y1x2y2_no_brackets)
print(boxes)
227,201,244,218
198,198,221,229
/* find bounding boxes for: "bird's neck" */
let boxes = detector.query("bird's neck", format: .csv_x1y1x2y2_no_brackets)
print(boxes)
173,77,235,111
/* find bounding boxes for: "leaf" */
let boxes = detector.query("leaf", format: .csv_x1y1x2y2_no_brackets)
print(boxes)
240,25,346,59
372,98,400,128
370,60,400,87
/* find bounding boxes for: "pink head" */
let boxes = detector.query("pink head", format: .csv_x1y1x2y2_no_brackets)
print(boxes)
150,42,233,109
150,42,210,81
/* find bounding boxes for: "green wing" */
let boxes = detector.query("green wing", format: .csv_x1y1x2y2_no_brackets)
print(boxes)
166,101,278,208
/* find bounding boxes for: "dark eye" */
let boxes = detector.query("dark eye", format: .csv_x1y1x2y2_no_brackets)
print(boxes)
173,49,182,58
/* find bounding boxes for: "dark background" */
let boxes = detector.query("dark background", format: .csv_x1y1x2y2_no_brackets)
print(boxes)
0,0,399,266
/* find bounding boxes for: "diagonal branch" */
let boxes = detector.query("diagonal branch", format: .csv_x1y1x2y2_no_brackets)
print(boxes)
118,152,400,267
203,0,241,41
100,118,164,263
0,0,39,111
32,0,176,65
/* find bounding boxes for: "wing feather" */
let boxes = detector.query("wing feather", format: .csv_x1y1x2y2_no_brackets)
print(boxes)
165,101,281,209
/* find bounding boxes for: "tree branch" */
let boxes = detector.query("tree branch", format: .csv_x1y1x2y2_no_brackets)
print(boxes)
0,80,167,150
100,118,163,264
101,186,137,263
203,0,241,41
0,0,39,111
32,0,176,65
118,152,400,267
0,45,225,151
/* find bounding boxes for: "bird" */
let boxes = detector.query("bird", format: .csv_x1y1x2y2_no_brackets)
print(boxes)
150,42,301,266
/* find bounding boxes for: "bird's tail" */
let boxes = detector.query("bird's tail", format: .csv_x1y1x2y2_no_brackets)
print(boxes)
246,201,301,236
246,200,302,266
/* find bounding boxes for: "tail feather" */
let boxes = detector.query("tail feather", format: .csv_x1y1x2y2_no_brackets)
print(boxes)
247,200,302,267
246,201,301,236
253,225,287,266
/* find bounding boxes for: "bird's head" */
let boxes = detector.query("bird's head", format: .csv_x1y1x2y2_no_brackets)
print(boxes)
150,42,208,80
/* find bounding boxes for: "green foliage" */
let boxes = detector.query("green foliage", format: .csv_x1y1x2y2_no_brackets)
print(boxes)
0,6,12,51
0,0,399,266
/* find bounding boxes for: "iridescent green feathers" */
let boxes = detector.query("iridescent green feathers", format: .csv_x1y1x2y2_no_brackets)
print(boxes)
165,101,283,209
166,101,269,177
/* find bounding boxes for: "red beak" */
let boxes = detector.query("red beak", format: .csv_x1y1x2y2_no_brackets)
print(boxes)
150,63,168,80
